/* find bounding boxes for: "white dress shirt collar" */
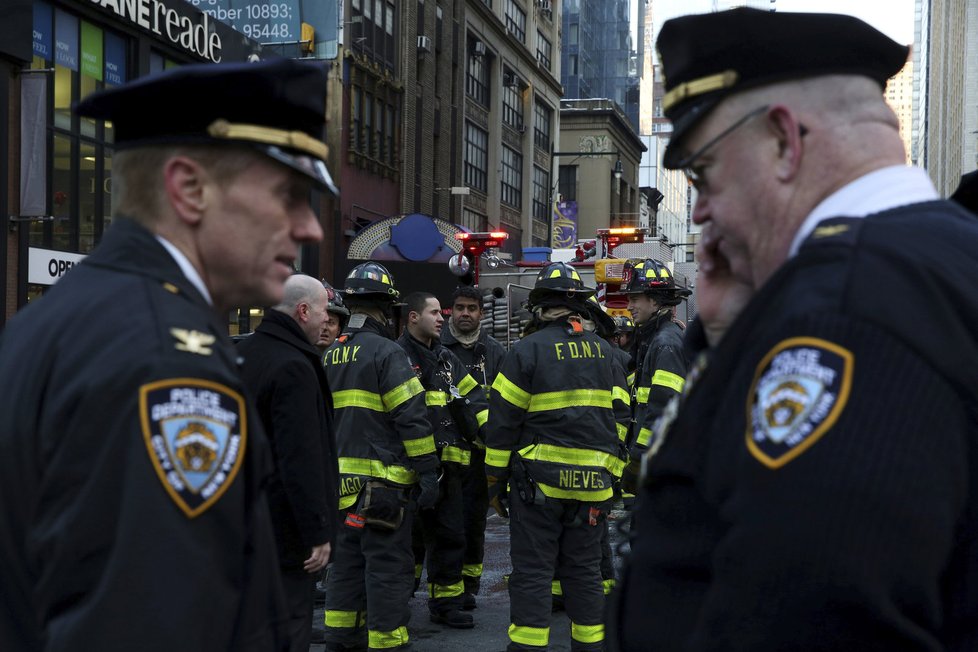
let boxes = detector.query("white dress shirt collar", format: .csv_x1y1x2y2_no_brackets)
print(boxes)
155,235,213,306
789,165,939,257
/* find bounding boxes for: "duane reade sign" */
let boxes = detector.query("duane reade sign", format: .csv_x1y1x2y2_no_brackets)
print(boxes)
87,0,224,62
28,248,86,286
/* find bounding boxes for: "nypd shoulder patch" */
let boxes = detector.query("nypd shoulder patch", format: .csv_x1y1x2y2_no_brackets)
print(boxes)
746,337,853,469
140,379,247,518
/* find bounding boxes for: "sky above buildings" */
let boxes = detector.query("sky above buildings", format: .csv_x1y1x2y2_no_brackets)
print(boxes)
639,0,916,48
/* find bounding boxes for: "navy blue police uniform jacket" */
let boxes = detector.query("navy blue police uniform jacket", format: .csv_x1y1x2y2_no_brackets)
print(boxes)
612,202,978,651
0,218,290,652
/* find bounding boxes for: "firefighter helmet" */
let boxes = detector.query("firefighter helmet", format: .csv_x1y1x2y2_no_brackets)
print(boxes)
527,262,596,306
322,280,350,316
622,258,691,306
343,262,399,301
613,315,635,334
621,259,678,294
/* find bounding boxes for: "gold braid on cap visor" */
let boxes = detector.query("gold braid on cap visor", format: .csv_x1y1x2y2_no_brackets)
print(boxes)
662,70,739,113
207,119,329,160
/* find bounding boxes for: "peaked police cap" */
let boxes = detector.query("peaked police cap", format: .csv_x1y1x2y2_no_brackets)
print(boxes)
75,58,338,194
657,8,909,169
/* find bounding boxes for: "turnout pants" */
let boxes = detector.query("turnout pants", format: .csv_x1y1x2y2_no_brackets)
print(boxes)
508,490,607,651
461,446,490,594
324,490,415,651
412,463,466,614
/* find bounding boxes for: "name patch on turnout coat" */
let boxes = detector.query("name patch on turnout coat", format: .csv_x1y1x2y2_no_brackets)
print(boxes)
140,379,247,517
747,337,853,469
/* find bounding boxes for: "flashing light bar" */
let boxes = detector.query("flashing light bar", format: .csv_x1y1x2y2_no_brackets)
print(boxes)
455,231,510,241
597,227,650,236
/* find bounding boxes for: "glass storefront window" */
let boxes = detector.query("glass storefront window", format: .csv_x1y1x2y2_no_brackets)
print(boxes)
30,5,126,255
51,134,72,250
79,142,97,252
53,64,72,130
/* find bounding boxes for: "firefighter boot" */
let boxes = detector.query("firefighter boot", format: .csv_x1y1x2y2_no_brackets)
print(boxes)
430,608,475,629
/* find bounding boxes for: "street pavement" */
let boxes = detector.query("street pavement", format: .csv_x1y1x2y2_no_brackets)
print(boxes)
312,506,629,651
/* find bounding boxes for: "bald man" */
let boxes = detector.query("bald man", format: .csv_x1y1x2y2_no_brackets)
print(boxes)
237,274,338,652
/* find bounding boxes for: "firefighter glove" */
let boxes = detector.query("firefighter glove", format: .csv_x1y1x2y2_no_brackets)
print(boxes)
417,471,440,510
621,457,641,495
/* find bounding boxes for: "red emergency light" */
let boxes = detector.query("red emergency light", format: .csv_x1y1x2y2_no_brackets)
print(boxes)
454,231,509,250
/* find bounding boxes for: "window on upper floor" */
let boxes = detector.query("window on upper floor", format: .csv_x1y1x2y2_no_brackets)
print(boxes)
502,71,524,130
350,0,396,70
532,165,549,222
466,44,489,107
536,31,552,70
464,121,489,193
533,100,552,150
501,146,523,208
504,0,526,43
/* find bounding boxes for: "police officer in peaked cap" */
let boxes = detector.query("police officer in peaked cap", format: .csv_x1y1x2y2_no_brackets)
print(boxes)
608,8,978,651
0,58,337,652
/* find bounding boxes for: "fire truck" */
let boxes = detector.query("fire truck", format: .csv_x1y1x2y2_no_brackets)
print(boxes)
457,228,696,348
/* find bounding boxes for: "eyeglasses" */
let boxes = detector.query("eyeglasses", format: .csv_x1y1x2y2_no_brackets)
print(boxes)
678,104,770,193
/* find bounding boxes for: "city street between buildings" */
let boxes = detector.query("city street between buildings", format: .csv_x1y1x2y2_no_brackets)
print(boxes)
313,508,629,651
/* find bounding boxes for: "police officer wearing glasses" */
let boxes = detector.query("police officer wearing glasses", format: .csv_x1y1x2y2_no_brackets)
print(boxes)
609,8,978,651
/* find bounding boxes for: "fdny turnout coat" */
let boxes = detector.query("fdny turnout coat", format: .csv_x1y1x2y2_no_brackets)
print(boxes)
629,312,687,457
613,206,978,651
397,333,489,466
0,218,289,652
440,323,507,399
485,316,631,502
323,315,439,510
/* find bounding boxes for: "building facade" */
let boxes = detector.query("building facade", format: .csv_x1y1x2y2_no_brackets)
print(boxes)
560,0,639,131
918,0,978,196
1,0,264,325
556,98,645,243
885,57,914,164
326,0,564,286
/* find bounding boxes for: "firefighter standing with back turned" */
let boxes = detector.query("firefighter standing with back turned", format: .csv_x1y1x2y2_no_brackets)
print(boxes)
485,262,630,652
321,263,440,652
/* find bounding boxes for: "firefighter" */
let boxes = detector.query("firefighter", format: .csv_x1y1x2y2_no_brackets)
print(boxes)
612,315,635,352
485,262,630,651
321,263,440,652
440,285,507,610
611,315,637,389
398,291,488,629
620,259,690,492
317,280,350,352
